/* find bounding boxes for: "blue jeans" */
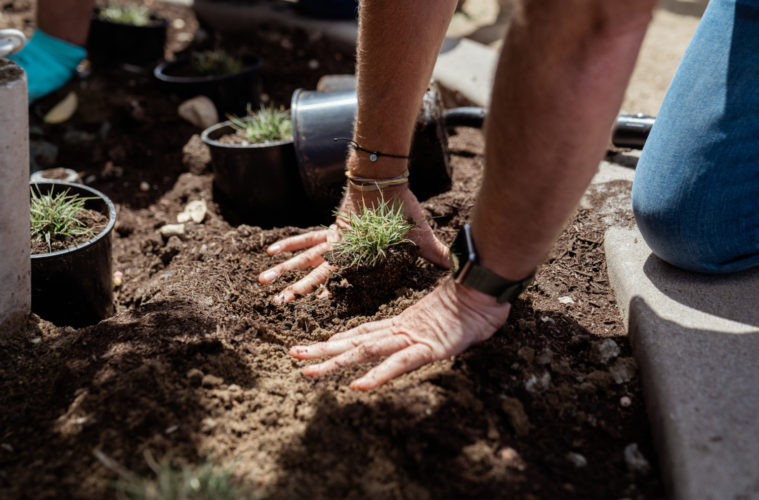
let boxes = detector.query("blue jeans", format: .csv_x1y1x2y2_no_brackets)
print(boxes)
632,0,759,274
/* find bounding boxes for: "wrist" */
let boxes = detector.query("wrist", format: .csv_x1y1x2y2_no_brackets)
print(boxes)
442,277,512,334
346,150,409,179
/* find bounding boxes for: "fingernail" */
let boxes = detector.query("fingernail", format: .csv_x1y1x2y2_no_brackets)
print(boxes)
268,244,281,253
261,270,278,282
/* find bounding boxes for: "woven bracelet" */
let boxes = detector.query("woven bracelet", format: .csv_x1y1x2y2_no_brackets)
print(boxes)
345,169,409,192
334,138,410,162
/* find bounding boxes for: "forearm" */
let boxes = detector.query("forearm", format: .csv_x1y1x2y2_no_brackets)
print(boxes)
471,0,655,280
349,0,458,179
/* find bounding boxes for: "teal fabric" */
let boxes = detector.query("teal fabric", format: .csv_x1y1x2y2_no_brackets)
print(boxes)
7,29,86,102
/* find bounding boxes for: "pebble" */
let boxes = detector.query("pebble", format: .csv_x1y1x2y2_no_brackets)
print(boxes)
165,425,178,434
178,96,219,129
177,199,208,224
558,296,575,305
566,452,588,468
624,443,651,474
498,447,526,471
308,59,320,70
139,181,150,192
113,271,123,288
620,396,632,407
524,371,551,394
159,223,186,238
1,443,13,453
596,338,621,364
30,337,42,344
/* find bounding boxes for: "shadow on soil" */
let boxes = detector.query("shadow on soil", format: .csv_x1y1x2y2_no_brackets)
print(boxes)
0,299,258,499
270,305,662,499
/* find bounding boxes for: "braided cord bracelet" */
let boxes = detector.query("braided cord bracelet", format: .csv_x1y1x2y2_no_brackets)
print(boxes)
334,137,411,191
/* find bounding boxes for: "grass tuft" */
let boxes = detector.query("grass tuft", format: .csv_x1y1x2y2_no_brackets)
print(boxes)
99,5,151,26
227,105,293,144
190,50,244,77
30,186,96,253
332,197,415,268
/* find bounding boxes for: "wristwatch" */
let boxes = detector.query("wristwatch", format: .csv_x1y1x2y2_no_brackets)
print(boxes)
449,224,535,304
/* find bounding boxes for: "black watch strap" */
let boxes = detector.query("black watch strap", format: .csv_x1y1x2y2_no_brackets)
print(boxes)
457,265,534,304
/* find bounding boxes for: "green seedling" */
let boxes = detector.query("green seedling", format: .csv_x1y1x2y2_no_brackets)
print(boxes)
113,458,258,500
30,186,95,253
227,105,293,144
98,5,151,26
332,197,415,268
190,50,244,77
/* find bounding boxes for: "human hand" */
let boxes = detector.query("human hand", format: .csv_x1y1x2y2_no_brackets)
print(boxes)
289,278,512,390
258,183,450,304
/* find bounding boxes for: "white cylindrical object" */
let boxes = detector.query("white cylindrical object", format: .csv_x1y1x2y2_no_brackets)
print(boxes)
0,59,30,332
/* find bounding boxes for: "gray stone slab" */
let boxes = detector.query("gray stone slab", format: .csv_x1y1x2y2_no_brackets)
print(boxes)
605,226,759,500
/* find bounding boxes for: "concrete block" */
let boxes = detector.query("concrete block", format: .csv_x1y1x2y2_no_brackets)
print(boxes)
433,37,497,107
605,226,759,500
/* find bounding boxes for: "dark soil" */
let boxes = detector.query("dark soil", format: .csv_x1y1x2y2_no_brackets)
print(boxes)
30,207,108,254
0,1,663,499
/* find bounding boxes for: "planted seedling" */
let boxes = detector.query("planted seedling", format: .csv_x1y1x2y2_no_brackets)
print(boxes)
30,186,97,253
326,197,419,315
190,50,244,77
98,4,151,26
227,105,293,145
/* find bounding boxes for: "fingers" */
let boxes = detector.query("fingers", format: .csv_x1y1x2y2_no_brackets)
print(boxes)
266,228,337,255
328,317,394,341
301,335,413,377
273,261,335,304
290,328,390,360
350,343,435,391
413,223,451,269
259,241,332,284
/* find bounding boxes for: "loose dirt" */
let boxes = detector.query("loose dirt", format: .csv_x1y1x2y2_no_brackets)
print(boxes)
1,1,663,499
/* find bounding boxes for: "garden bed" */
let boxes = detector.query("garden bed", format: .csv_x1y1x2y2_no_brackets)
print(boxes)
0,1,663,498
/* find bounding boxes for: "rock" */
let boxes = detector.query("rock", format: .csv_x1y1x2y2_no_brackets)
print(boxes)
159,223,186,238
182,134,211,174
620,396,632,407
566,452,588,468
595,338,621,364
201,374,223,388
186,368,203,386
517,346,535,364
624,443,651,474
112,271,123,288
501,397,530,436
524,371,551,394
178,96,219,129
558,296,575,305
609,357,637,384
177,199,207,224
139,181,150,192
498,447,526,471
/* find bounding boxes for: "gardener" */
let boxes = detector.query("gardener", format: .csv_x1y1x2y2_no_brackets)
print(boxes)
7,0,94,102
259,0,758,391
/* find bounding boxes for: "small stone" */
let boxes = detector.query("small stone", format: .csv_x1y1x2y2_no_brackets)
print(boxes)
172,18,185,29
524,372,551,394
596,338,621,364
139,181,150,192
201,374,223,388
186,368,203,386
624,443,651,474
113,271,123,288
165,425,178,434
609,357,636,384
540,316,556,324
85,175,97,184
558,296,575,305
30,337,42,344
308,59,319,70
177,199,208,224
498,447,526,471
178,96,219,129
566,452,588,468
159,223,186,238
501,397,530,436
1,443,13,453
620,396,632,408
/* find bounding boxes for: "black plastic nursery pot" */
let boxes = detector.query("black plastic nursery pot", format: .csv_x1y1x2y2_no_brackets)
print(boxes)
201,121,311,227
30,181,117,328
154,55,262,116
291,85,454,210
87,8,168,67
297,0,359,19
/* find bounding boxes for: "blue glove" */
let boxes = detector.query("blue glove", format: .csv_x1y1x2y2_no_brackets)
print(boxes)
7,29,86,103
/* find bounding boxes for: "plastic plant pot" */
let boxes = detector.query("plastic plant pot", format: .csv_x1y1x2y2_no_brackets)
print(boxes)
297,0,359,19
30,181,117,327
291,85,453,210
201,121,312,228
87,8,168,67
154,55,262,116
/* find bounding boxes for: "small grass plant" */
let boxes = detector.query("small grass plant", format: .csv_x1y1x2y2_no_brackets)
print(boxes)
30,186,96,253
112,459,259,500
190,50,244,77
332,197,415,268
228,105,293,144
98,4,151,26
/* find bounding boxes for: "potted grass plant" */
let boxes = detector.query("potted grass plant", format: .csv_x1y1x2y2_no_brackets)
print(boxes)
325,197,418,315
30,181,116,327
201,105,311,227
87,3,168,66
154,49,262,115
